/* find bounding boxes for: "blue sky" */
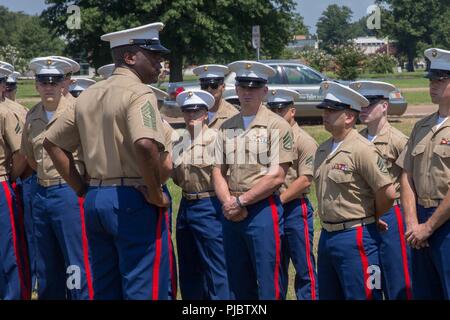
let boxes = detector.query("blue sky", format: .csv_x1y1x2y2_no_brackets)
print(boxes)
0,0,376,33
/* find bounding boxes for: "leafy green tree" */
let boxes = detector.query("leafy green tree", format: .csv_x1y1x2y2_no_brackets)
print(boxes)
334,45,366,80
42,0,300,82
316,5,356,53
377,0,450,72
366,53,398,74
0,6,65,66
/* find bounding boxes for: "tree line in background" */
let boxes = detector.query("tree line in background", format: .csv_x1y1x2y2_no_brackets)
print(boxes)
0,1,448,80
0,6,64,73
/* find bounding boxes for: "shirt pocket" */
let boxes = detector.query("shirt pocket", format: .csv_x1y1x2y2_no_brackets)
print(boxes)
328,169,356,184
432,145,450,174
411,144,426,157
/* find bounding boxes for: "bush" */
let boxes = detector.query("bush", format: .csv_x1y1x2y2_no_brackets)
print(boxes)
333,45,366,80
295,48,334,72
366,53,398,74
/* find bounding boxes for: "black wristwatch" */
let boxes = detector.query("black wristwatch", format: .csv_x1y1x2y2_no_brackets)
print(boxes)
236,196,245,208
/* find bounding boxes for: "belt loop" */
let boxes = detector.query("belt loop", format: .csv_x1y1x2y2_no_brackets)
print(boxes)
99,179,102,187
121,177,124,186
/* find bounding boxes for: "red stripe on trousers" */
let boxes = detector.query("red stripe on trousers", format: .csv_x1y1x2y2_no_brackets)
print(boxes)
1,181,27,299
356,226,372,300
164,209,177,299
300,198,316,300
268,196,281,300
12,182,31,298
152,208,163,300
77,197,94,300
393,204,413,300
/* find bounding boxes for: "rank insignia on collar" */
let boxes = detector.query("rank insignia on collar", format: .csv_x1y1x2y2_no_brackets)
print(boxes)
440,138,450,145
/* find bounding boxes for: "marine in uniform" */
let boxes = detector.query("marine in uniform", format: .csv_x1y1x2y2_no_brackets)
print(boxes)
213,61,295,300
5,71,20,101
21,57,93,300
50,56,80,104
172,90,229,300
69,78,96,98
150,84,178,300
0,61,35,295
0,64,30,300
266,89,318,300
350,80,412,300
43,23,171,300
314,81,395,300
396,48,450,299
192,64,239,129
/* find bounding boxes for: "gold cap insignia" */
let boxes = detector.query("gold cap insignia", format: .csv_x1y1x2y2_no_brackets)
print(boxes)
271,90,276,95
203,66,208,71
356,83,362,89
245,63,252,69
432,49,438,57
323,82,329,90
188,91,193,97
46,59,52,66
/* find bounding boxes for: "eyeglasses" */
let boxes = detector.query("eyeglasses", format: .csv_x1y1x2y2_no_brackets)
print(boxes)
200,82,222,90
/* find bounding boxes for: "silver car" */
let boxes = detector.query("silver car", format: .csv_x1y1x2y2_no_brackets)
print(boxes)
160,60,407,120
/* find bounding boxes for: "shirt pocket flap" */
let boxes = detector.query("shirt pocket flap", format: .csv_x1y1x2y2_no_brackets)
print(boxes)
411,144,426,156
433,145,450,158
328,170,355,183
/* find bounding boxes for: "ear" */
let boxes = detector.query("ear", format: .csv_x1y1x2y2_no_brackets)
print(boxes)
382,100,389,112
124,51,137,65
290,107,296,117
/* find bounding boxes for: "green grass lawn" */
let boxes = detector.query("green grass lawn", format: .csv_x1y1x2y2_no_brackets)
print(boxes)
403,91,432,105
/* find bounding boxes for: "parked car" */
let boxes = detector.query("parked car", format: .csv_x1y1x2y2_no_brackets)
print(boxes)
160,60,408,120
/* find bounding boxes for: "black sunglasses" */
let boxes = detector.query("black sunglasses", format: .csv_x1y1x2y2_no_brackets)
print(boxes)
200,82,222,90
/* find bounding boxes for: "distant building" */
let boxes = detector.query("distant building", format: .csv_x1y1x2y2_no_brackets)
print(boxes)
353,36,388,55
288,35,318,50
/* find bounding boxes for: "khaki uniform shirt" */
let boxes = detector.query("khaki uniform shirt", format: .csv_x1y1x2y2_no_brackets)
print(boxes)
215,105,295,192
4,98,28,125
0,101,22,176
45,67,165,180
208,99,239,130
21,97,85,180
314,129,392,223
172,128,216,193
360,122,408,199
64,92,77,104
396,113,450,208
162,118,177,153
280,122,317,194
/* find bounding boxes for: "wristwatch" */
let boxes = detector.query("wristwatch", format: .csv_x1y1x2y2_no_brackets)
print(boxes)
236,196,245,208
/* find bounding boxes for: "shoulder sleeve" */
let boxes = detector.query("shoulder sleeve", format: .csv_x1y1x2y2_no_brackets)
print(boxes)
214,128,225,168
297,135,317,177
2,109,22,153
45,103,80,153
395,126,416,171
20,119,34,161
355,143,392,191
271,120,295,165
127,92,165,149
